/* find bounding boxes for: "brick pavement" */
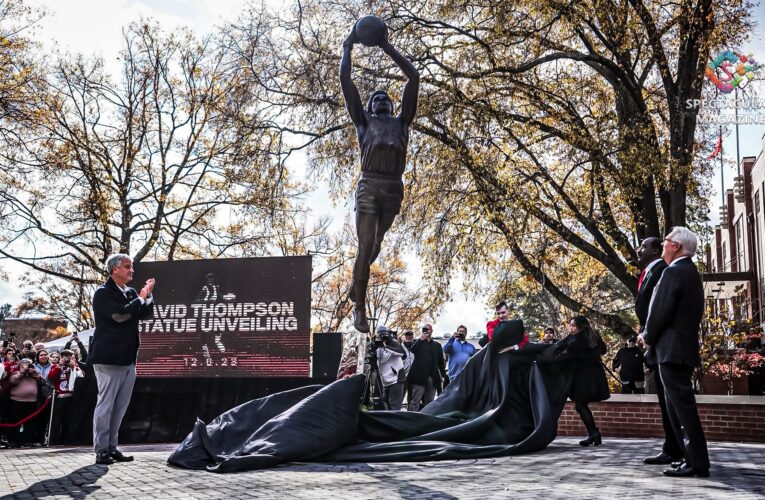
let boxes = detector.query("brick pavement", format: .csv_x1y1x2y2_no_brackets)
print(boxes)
1,437,764,499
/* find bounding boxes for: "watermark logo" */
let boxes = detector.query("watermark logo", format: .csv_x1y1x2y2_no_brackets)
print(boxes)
688,50,764,124
705,51,760,94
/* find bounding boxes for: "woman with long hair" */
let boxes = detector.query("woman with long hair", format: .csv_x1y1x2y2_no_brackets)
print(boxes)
560,315,610,446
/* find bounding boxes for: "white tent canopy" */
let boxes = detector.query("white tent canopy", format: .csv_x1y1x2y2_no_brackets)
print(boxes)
44,328,94,352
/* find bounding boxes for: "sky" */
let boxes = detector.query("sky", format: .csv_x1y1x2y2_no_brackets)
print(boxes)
1,1,764,336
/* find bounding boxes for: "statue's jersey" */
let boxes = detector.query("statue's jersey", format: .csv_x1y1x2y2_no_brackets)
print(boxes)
359,113,408,177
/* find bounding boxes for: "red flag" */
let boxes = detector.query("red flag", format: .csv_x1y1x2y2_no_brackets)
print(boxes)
709,133,722,159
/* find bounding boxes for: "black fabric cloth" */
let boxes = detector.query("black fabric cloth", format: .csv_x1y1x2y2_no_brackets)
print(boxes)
612,346,645,381
643,258,704,367
167,342,575,472
555,334,610,403
406,338,445,391
491,320,525,350
89,277,155,366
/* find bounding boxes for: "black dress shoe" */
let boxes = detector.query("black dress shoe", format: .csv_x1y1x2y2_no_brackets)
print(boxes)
95,451,114,465
671,459,686,469
663,465,710,478
644,452,678,465
110,450,134,462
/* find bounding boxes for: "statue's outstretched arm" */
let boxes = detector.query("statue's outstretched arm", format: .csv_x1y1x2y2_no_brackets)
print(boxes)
339,34,366,127
381,39,420,125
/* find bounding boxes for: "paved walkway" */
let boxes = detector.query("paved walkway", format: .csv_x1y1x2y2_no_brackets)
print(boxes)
1,437,764,499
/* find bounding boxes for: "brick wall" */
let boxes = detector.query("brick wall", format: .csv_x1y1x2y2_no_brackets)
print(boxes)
557,395,765,443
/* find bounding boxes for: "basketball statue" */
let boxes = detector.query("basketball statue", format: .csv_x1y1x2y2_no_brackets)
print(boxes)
340,16,420,333
354,15,388,47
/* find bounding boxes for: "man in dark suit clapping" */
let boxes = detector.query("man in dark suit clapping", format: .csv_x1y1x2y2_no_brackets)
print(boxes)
89,254,155,465
641,227,710,478
635,238,683,466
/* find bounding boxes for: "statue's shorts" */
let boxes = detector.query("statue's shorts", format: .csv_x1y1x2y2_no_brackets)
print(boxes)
355,173,404,215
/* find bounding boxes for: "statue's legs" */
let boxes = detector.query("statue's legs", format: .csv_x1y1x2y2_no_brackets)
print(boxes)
370,212,396,264
351,211,396,332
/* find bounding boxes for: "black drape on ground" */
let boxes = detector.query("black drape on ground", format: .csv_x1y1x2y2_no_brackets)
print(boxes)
167,342,574,472
46,375,329,445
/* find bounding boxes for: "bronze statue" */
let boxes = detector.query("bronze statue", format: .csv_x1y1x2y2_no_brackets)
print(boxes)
340,17,420,333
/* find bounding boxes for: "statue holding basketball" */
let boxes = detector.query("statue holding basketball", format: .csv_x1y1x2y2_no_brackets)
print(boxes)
340,16,420,333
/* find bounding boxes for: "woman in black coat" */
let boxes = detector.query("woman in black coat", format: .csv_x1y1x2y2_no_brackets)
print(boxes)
558,315,610,446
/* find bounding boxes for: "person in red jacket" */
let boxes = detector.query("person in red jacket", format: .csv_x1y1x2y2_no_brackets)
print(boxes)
486,301,510,341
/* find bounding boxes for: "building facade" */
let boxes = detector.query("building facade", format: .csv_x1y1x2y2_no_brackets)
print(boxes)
707,136,765,322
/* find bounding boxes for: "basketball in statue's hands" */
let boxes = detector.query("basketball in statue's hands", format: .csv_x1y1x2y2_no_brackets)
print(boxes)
354,16,387,47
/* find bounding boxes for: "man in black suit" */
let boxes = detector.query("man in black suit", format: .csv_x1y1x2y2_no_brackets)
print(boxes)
635,237,683,466
89,254,155,465
641,227,710,478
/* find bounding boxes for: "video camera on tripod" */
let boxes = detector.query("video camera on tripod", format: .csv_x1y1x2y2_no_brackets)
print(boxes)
362,326,398,410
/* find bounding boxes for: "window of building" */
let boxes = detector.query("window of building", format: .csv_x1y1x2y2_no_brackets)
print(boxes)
756,191,761,215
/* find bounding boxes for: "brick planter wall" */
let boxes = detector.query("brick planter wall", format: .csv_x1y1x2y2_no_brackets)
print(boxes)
557,394,765,443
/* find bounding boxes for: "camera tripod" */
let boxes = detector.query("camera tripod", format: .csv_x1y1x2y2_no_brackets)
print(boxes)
361,336,388,410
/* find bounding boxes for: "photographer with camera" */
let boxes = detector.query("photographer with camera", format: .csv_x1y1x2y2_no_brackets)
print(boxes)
443,325,476,381
370,326,406,411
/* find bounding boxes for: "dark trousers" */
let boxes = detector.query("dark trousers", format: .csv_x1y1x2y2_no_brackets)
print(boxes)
383,382,405,411
620,381,645,394
49,396,77,445
575,401,598,434
408,377,436,412
652,368,683,458
7,400,44,445
659,363,710,469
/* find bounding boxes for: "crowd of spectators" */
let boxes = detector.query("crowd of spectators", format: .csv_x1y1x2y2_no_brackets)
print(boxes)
374,319,567,411
0,333,89,448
